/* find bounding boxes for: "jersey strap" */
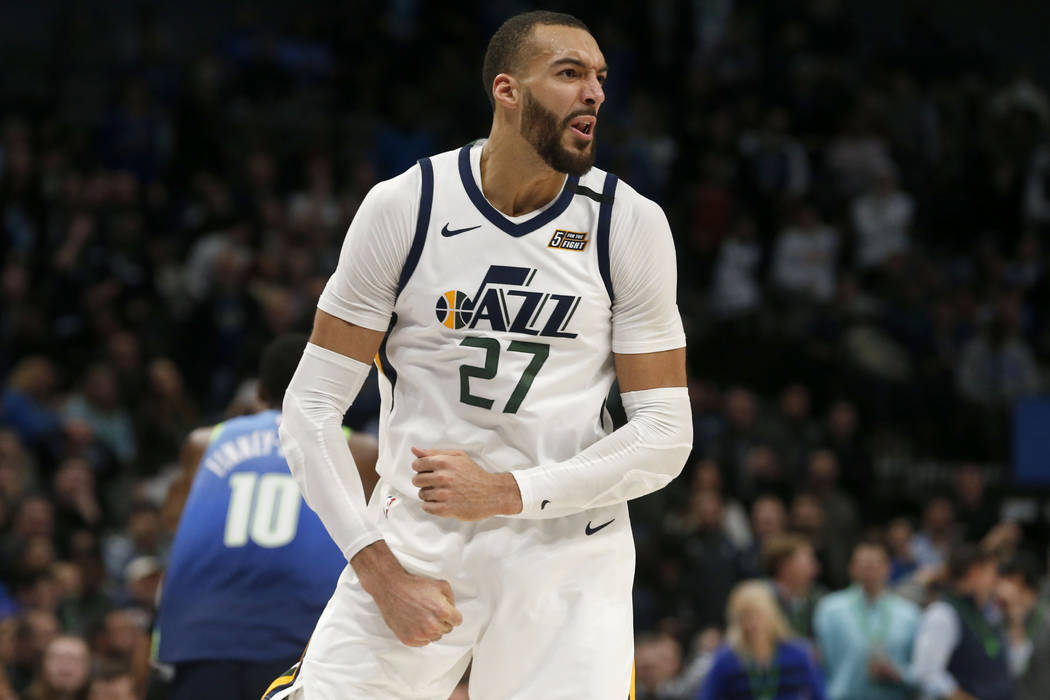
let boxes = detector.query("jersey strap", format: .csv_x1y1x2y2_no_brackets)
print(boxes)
208,422,226,445
396,157,434,298
595,171,618,302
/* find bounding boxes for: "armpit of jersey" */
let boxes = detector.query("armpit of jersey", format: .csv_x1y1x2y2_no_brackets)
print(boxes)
607,184,687,355
318,165,421,332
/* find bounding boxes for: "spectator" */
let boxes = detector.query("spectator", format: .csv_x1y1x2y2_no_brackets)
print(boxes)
742,495,787,577
706,388,773,500
696,580,826,700
674,489,748,631
0,357,62,452
739,108,811,201
710,216,763,319
910,496,957,569
850,165,914,272
911,544,1012,700
86,666,136,700
8,610,60,695
762,533,824,640
2,495,54,580
823,400,873,505
956,315,1041,408
102,502,166,588
56,531,109,637
123,556,162,616
91,609,147,673
50,459,102,544
770,203,839,304
886,517,919,584
691,459,752,550
997,552,1050,699
767,384,824,478
62,364,137,467
635,632,685,700
826,114,895,200
814,540,920,700
134,359,198,475
0,429,34,506
805,450,859,588
953,464,1000,542
24,635,90,700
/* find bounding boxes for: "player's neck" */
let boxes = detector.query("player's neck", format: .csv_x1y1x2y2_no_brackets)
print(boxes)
479,131,567,217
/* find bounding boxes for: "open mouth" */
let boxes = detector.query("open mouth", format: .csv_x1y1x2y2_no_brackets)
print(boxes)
568,115,596,140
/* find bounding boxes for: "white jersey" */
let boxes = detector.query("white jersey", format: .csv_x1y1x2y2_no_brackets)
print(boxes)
319,141,685,500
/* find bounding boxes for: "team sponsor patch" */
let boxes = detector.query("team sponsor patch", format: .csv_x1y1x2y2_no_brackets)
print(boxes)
548,229,589,251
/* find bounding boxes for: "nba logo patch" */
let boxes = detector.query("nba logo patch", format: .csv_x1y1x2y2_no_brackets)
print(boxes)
548,229,588,251
384,496,398,518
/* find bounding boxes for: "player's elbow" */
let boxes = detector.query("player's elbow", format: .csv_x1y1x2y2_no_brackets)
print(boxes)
664,437,692,480
625,385,692,484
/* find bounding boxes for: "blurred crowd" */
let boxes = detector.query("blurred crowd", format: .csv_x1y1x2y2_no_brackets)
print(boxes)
2,0,1050,698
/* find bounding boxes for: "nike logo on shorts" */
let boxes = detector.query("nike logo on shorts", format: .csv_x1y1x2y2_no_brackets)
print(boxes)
441,223,481,237
585,518,615,536
541,500,551,510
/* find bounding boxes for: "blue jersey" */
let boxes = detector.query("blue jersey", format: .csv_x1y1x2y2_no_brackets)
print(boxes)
156,410,345,663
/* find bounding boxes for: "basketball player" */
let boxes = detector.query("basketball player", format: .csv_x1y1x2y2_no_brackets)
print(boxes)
154,334,378,700
268,11,691,699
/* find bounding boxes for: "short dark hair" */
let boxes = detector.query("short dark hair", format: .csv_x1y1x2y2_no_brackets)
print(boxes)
947,542,996,582
482,11,591,108
761,533,811,578
259,333,308,406
1000,551,1042,591
853,537,890,558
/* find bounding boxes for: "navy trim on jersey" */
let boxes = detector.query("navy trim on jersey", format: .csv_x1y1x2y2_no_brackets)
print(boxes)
457,144,580,237
596,172,618,302
396,158,433,297
377,312,399,407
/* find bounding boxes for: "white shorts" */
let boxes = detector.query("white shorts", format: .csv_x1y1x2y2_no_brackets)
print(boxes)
264,480,636,700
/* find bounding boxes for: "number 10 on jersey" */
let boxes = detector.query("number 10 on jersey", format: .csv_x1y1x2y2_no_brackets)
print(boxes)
224,472,301,548
459,336,550,414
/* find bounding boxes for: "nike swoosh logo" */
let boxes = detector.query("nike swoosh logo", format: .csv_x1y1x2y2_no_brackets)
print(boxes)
441,223,481,237
541,500,551,510
585,518,615,536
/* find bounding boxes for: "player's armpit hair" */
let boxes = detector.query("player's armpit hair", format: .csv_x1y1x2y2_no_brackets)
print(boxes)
508,386,691,518
280,342,381,560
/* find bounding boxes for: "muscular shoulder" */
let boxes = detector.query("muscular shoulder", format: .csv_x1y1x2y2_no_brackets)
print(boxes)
607,178,670,244
355,163,423,231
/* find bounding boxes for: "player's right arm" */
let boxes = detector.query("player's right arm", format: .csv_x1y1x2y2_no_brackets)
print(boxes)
162,426,214,534
280,165,461,646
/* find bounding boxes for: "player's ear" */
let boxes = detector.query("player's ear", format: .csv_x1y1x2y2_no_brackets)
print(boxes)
492,73,519,109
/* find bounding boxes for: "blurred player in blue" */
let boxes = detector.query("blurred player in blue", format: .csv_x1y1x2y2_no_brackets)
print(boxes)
154,333,379,700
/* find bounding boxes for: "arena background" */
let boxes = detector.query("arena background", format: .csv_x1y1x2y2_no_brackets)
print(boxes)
2,1,1050,698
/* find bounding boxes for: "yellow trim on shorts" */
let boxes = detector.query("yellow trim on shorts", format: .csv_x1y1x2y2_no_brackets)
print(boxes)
261,673,295,700
630,659,636,700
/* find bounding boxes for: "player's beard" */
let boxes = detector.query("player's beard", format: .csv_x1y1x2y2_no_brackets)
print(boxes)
520,88,595,176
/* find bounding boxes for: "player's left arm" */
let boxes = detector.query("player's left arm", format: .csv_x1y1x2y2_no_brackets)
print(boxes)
413,191,691,520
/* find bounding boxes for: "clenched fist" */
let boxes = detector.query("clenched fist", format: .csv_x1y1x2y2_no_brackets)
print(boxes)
410,447,523,520
353,540,463,647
